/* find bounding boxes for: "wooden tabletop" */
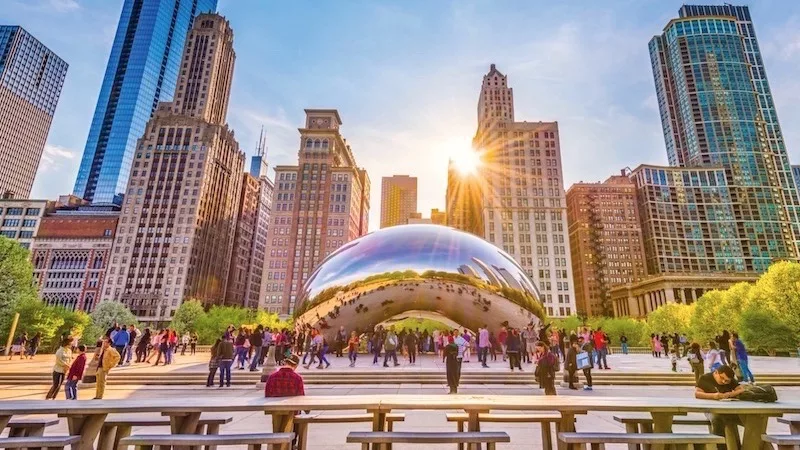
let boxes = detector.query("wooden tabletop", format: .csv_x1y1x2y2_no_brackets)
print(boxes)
1,395,800,416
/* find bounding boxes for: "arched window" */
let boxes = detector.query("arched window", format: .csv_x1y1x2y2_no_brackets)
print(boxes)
322,139,329,148
305,139,313,148
314,139,321,148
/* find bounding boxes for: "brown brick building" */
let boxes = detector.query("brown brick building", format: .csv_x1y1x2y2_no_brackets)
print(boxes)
566,172,646,316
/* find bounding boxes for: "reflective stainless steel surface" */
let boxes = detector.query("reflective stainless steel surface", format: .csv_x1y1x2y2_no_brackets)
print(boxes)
295,224,544,335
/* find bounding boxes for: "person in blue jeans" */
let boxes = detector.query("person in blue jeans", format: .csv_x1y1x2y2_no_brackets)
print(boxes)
217,335,234,387
732,333,754,383
620,334,629,355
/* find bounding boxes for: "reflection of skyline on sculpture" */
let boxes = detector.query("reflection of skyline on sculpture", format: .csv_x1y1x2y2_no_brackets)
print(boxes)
295,225,544,336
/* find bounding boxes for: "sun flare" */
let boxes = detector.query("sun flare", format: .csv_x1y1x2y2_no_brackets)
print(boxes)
451,149,482,175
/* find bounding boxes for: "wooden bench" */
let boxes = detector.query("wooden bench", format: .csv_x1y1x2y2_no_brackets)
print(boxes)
0,435,80,449
558,432,725,450
293,413,405,450
447,412,561,450
613,413,712,450
346,431,510,450
95,414,233,450
763,434,800,450
779,416,800,434
117,432,295,450
5,418,60,437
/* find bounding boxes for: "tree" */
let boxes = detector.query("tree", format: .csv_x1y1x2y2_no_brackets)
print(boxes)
748,261,800,336
689,282,751,345
646,303,693,337
83,301,139,344
172,299,206,334
195,305,253,344
11,297,65,347
0,237,38,337
739,303,796,356
53,309,91,350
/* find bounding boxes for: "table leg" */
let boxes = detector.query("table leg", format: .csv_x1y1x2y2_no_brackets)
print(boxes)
649,413,674,450
369,409,387,450
741,414,771,450
467,409,488,450
270,412,294,450
541,421,553,450
96,425,117,450
557,413,576,450
66,413,108,450
623,423,638,450
26,425,46,437
789,422,800,435
114,425,133,450
0,415,11,431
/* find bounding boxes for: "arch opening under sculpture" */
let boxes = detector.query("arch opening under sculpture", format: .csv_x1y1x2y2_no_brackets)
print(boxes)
293,225,545,339
379,310,466,332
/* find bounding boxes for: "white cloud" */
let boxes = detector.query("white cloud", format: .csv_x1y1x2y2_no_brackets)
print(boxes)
30,143,80,200
49,0,80,12
38,143,76,172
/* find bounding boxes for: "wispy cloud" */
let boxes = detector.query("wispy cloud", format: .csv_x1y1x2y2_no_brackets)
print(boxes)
10,0,80,13
38,143,77,172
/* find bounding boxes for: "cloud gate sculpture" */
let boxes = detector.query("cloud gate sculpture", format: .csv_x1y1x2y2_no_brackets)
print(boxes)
294,224,544,337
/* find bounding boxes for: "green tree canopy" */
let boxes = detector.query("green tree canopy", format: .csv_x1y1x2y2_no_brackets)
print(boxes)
171,299,205,334
645,303,693,337
83,300,139,344
0,237,38,338
739,303,795,356
195,305,253,344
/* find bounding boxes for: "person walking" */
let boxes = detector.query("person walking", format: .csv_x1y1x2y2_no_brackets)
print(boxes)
95,337,121,399
64,344,86,400
112,325,129,366
478,325,490,368
347,331,359,367
181,332,190,356
534,341,557,395
383,328,400,367
506,328,522,371
732,333,754,383
620,333,629,355
462,329,472,363
125,325,137,365
27,332,41,359
687,342,705,384
135,329,150,363
653,334,663,358
190,332,198,355
249,325,264,372
498,326,508,362
706,341,722,372
206,339,220,387
217,334,234,388
593,327,610,370
9,331,27,360
316,334,330,369
489,331,498,362
235,329,249,370
523,326,537,364
45,337,73,399
405,330,418,365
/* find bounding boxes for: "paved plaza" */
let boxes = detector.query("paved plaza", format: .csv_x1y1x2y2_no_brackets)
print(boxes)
2,352,800,449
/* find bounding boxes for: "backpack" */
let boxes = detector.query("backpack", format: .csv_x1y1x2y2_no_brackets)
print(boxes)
737,384,778,403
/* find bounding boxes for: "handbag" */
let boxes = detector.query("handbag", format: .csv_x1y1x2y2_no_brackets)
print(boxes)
577,351,591,370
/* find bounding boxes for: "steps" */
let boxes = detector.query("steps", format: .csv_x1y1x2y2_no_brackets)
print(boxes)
2,370,799,386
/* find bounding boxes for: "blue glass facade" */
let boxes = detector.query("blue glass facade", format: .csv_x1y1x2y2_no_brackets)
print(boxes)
72,0,216,205
649,5,800,272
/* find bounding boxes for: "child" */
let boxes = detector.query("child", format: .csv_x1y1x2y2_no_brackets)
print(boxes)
670,347,678,372
65,344,87,400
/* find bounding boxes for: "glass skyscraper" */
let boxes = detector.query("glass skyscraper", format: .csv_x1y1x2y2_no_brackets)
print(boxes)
0,26,68,198
73,0,216,205
649,4,800,272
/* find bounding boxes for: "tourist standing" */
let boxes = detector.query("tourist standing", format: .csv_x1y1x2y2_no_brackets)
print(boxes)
498,326,508,362
478,325,490,368
593,327,610,370
534,341,557,395
687,342,704,384
348,331,359,367
125,325,137,365
489,331,498,361
249,325,264,372
206,339,220,387
653,334,663,358
135,328,149,363
444,337,461,394
620,333,629,355
217,334,234,388
8,331,27,360
335,326,346,358
405,330,418,365
732,333,754,383
190,332,198,355
462,329,472,363
718,330,731,366
506,328,522,371
235,328,249,370
549,330,561,360
112,325,129,366
45,337,72,399
565,337,579,390
64,344,86,400
181,332,190,355
432,329,440,356
706,341,722,372
27,332,41,359
95,337,120,399
578,336,594,391
383,328,400,367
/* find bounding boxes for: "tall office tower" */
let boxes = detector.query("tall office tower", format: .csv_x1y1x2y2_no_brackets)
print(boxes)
566,173,646,317
31,209,119,312
792,166,800,194
472,64,576,317
380,175,417,228
446,160,484,236
0,26,67,198
73,0,217,205
105,14,243,323
249,131,274,310
226,173,259,307
263,110,370,314
430,208,446,225
650,4,800,271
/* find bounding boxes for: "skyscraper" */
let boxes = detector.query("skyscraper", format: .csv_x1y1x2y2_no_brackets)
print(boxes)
73,0,217,205
650,4,800,271
0,26,68,198
446,160,483,236
249,130,274,311
566,173,646,317
380,175,417,228
430,208,446,225
472,64,576,317
105,13,243,322
263,110,370,314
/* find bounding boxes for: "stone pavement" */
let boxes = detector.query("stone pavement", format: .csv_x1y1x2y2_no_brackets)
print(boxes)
2,351,799,375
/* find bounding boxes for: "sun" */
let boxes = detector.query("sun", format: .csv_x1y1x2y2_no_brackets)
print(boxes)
451,149,482,175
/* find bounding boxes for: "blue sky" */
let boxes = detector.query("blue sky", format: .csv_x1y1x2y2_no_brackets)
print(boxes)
4,0,800,231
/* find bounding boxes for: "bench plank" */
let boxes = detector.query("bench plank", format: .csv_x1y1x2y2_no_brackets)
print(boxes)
447,412,562,422
763,434,800,444
294,413,405,450
613,414,710,425
119,432,295,445
0,435,80,449
347,431,511,443
5,418,61,438
777,416,800,434
558,432,725,444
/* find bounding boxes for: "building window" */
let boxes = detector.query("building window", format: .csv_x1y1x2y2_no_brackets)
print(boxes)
25,208,41,216
4,208,23,216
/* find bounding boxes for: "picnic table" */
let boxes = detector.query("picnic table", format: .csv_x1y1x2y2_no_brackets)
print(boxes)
1,395,799,450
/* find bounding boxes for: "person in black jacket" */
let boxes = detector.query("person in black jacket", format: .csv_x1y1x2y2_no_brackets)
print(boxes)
506,328,523,371
444,340,460,394
534,342,557,395
565,337,579,390
249,325,264,372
